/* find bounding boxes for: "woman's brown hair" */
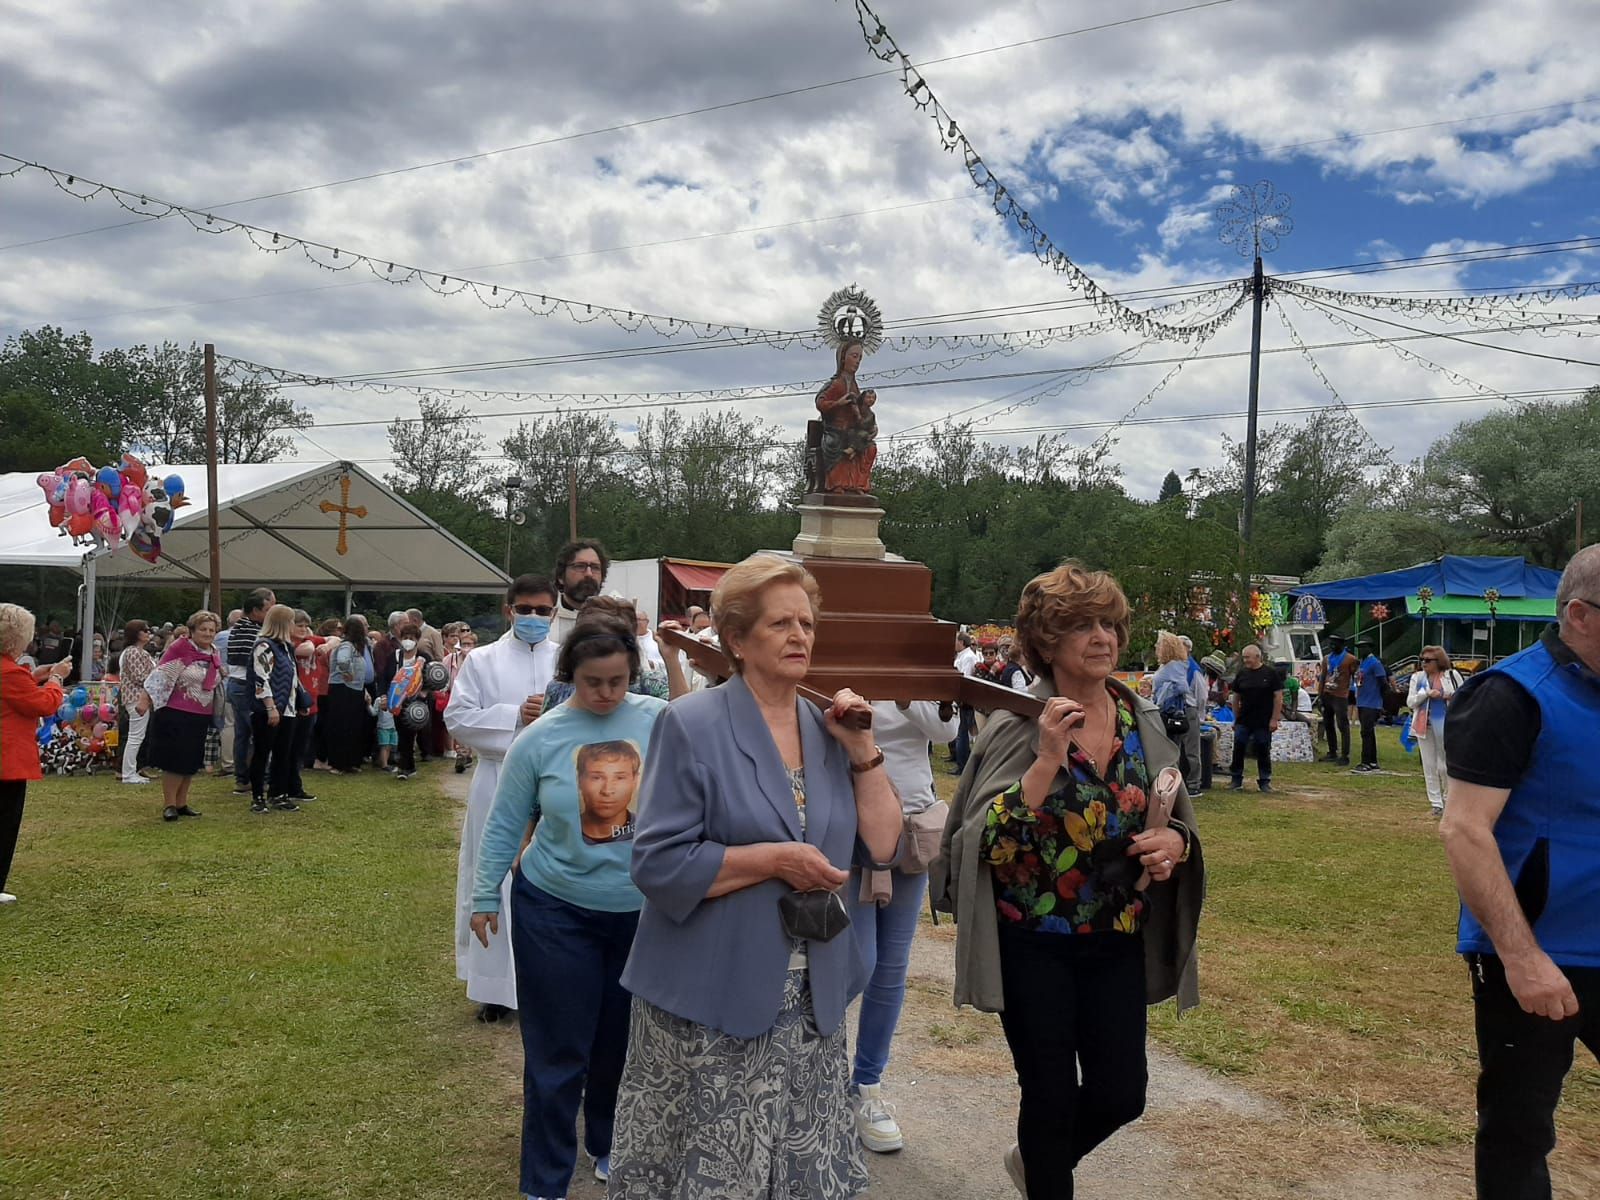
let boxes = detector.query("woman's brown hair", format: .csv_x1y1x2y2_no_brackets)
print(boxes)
1015,561,1130,673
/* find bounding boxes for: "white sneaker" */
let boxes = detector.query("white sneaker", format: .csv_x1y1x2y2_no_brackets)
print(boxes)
855,1083,903,1153
0,892,16,905
122,776,151,785
1003,1143,1026,1194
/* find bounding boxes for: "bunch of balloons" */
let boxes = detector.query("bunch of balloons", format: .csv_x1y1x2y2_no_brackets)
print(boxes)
35,453,188,562
38,684,120,771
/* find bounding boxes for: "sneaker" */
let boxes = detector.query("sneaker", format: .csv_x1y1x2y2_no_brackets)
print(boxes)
163,805,180,822
476,1003,512,1024
592,1152,611,1182
395,772,412,781
0,892,16,905
1003,1143,1026,1195
121,776,151,786
443,750,457,760
290,792,317,803
175,806,203,818
1353,763,1377,774
1258,781,1274,793
232,784,252,796
1431,805,1445,818
454,758,467,775
1337,756,1350,766
250,799,268,814
1319,753,1339,763
855,1083,903,1153
1186,789,1203,801
270,796,301,812
1227,781,1246,791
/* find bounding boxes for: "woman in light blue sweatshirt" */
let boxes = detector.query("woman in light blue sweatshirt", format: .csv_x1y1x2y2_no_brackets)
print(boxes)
470,603,667,1200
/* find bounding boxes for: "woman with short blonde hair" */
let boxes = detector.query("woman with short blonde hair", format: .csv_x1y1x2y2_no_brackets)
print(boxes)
248,604,305,812
608,553,902,1197
1,603,72,902
145,611,224,822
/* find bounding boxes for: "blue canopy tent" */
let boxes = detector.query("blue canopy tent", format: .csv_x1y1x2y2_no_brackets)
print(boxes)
1288,556,1560,663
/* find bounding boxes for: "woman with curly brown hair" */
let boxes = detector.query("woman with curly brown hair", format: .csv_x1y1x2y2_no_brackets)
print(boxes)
934,562,1206,1199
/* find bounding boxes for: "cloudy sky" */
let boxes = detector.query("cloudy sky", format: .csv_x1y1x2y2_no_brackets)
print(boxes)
3,0,1598,501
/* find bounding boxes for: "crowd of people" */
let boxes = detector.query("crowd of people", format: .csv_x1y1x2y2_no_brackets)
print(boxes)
4,541,1599,1200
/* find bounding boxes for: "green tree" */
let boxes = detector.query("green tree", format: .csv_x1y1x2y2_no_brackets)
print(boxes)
1421,386,1600,565
0,326,142,469
385,396,501,563
1158,470,1184,504
128,343,312,464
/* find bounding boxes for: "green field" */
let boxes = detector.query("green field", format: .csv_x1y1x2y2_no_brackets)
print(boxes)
6,728,1599,1197
0,767,518,1200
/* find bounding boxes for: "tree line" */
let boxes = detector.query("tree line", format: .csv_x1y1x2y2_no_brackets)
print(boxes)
4,325,1595,635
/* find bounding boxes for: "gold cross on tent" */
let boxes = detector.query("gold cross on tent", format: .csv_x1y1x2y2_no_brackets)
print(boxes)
319,474,368,556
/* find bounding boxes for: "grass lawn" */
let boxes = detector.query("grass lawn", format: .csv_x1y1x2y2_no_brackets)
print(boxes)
1143,726,1600,1167
1,766,518,1200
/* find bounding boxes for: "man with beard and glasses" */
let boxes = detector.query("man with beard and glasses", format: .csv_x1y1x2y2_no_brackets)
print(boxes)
552,538,613,647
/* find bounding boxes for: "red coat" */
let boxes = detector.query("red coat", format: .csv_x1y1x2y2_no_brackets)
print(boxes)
2,654,65,782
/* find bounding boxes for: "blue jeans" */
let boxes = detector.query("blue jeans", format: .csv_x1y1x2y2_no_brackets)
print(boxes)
852,868,928,1087
509,873,638,1198
227,680,253,784
952,705,976,771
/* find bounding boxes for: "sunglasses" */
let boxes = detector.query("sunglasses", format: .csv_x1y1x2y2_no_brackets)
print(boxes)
511,603,555,617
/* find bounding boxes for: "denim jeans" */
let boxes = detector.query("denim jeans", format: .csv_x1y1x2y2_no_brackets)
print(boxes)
852,868,928,1087
1229,723,1273,786
510,873,638,1199
227,679,254,784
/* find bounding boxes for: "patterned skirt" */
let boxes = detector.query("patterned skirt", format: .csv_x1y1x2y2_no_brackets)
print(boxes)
607,970,869,1200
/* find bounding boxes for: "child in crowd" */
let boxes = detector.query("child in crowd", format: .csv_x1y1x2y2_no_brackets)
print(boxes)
373,697,397,770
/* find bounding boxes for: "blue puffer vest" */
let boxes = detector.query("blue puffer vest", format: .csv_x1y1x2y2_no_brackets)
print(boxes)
1457,636,1600,967
247,637,299,716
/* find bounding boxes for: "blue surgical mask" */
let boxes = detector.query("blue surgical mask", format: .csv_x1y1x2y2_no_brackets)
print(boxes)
513,614,551,645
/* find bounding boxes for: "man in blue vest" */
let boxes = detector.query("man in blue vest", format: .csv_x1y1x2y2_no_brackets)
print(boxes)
1440,545,1600,1200
1352,637,1387,772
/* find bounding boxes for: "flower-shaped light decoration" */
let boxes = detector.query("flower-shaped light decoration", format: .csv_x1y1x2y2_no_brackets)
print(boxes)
1370,603,1391,621
1483,588,1501,619
1216,180,1294,259
1415,586,1434,612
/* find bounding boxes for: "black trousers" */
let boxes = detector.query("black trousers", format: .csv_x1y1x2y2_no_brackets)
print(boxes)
1229,723,1273,785
1469,953,1600,1200
1321,693,1350,759
0,779,26,893
249,712,297,800
287,711,312,797
1357,705,1381,766
397,724,418,774
997,926,1147,1200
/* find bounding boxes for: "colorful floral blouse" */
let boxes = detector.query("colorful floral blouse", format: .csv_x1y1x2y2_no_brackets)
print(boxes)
981,688,1152,936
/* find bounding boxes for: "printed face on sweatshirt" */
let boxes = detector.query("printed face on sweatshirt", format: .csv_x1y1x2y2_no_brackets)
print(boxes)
575,739,641,844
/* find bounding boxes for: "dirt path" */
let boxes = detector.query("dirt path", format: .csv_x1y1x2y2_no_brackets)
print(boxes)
439,767,1449,1199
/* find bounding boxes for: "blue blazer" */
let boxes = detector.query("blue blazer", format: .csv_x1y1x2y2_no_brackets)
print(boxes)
620,673,870,1038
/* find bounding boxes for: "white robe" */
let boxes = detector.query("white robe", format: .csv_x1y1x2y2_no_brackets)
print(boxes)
443,630,558,1008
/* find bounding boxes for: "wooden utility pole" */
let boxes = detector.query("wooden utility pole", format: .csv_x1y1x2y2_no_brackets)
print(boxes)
567,463,578,542
1578,497,1585,548
204,343,222,612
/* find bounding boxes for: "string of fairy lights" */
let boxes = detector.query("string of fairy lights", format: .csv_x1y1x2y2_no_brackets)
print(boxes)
4,0,1600,550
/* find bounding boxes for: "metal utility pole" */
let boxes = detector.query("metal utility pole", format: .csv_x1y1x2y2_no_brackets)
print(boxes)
204,343,222,613
502,475,524,577
1216,182,1292,644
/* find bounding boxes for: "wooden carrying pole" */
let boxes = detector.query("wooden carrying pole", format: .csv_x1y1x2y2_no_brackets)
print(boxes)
658,627,1043,722
204,343,222,611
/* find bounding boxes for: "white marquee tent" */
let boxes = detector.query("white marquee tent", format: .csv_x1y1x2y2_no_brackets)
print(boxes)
0,461,509,638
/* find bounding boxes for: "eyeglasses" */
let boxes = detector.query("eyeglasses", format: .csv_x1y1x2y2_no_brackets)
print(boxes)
566,561,604,575
511,603,555,616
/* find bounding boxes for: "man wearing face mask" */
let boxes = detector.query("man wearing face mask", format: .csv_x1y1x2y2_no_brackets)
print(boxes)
552,538,613,646
444,574,561,1023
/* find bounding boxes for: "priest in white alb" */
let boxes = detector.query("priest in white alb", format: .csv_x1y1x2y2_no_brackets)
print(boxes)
443,574,559,1022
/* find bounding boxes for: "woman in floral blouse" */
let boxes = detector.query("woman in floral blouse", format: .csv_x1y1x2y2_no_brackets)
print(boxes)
934,563,1206,1200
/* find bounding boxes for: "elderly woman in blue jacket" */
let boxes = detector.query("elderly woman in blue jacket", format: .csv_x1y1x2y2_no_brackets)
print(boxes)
607,554,903,1199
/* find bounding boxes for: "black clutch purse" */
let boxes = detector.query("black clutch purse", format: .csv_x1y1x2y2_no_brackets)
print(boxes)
778,888,851,942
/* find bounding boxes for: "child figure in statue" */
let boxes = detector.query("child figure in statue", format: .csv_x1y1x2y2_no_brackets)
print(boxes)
815,339,878,494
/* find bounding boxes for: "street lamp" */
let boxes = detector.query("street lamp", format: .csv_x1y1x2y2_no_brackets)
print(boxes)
503,475,525,577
